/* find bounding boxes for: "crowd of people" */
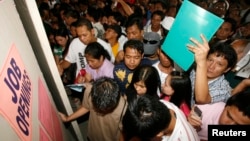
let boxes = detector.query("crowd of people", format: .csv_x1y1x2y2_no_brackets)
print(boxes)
37,0,250,140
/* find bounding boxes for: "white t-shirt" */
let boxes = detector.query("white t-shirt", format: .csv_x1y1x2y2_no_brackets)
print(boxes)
160,100,200,141
153,61,169,85
65,38,114,77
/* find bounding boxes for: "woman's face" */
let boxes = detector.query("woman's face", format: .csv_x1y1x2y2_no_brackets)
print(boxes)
134,80,147,96
161,75,174,96
85,54,104,69
55,35,68,47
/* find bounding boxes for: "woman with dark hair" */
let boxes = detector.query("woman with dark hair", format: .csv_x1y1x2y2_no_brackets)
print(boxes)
53,27,71,65
75,42,114,83
161,71,192,118
125,65,161,104
53,27,76,85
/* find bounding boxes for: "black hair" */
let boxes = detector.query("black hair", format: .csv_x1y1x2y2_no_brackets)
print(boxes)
151,10,165,21
75,18,93,30
226,91,250,118
122,95,171,140
168,71,192,110
91,77,120,114
125,14,144,31
209,43,237,70
123,39,144,55
223,17,237,34
84,42,111,61
64,9,80,19
54,27,71,57
126,65,161,103
87,6,102,22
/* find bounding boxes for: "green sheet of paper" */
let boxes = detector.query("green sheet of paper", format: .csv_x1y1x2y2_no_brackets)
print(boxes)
162,0,224,71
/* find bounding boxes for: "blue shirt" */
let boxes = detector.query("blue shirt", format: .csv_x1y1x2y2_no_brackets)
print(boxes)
113,58,152,94
190,69,232,106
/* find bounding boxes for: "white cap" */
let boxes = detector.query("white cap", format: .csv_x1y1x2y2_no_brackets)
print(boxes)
161,16,175,30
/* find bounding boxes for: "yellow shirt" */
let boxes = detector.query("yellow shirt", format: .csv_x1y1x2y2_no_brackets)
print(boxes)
112,42,119,57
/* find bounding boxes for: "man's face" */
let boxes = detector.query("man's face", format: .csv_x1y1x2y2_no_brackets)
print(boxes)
107,16,118,25
153,3,166,13
126,24,143,40
76,25,95,45
219,105,250,125
216,22,233,40
151,14,162,29
158,49,173,68
206,53,229,80
124,47,143,70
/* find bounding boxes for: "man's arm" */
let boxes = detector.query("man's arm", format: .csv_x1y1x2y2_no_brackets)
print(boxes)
59,83,93,122
57,60,71,76
187,34,211,104
58,106,89,122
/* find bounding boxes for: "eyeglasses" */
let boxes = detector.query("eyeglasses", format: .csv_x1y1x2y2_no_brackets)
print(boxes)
143,39,158,44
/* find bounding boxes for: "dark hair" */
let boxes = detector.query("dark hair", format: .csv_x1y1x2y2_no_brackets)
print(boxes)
125,14,144,31
223,17,237,34
87,6,102,22
122,95,171,140
168,71,192,110
153,0,170,12
123,39,144,55
151,10,165,21
76,18,93,30
54,27,71,57
126,65,161,103
91,77,120,114
70,21,78,28
106,24,122,39
209,43,237,70
64,9,80,19
110,11,126,26
84,42,111,61
226,91,250,118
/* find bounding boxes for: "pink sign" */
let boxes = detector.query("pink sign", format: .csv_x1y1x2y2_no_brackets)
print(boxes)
0,44,33,140
38,78,63,141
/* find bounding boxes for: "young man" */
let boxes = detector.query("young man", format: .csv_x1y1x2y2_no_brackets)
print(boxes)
153,43,175,85
209,18,237,47
121,95,199,141
113,39,151,94
104,24,122,58
188,91,250,141
143,32,161,64
59,77,127,141
187,34,237,105
57,18,114,79
115,14,144,64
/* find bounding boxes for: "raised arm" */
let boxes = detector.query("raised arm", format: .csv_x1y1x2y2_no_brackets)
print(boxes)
116,0,134,16
187,34,211,104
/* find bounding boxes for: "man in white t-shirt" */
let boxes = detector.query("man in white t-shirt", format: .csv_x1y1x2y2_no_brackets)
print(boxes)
121,95,199,141
58,18,114,78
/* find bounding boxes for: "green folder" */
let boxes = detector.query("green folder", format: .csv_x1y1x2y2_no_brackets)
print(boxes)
162,0,224,71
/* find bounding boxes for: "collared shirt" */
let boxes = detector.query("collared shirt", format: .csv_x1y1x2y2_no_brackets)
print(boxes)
190,69,232,106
